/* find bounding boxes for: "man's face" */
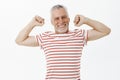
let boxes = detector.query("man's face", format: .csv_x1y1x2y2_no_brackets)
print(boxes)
51,8,70,34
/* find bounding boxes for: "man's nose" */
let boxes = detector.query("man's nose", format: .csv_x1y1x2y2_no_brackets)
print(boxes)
59,18,64,23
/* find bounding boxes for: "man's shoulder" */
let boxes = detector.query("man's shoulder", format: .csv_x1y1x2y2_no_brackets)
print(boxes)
40,29,85,36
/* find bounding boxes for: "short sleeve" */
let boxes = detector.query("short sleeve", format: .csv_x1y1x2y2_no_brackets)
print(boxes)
83,29,88,45
74,29,88,46
35,34,43,49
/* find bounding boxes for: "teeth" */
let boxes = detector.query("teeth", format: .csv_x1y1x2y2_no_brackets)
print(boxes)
59,24,65,27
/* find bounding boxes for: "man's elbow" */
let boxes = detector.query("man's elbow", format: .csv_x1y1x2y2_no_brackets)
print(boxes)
15,39,23,45
104,28,111,36
106,28,111,35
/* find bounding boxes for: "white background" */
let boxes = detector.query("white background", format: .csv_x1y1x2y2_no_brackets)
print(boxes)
0,0,120,80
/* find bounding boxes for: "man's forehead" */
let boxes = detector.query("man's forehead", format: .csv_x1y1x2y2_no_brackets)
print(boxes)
52,8,67,13
51,8,68,17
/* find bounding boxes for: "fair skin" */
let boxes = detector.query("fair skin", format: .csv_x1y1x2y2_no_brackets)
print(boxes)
51,8,70,34
15,8,111,47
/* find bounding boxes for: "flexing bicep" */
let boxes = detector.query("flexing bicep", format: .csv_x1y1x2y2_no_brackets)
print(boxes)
87,29,108,41
17,36,39,47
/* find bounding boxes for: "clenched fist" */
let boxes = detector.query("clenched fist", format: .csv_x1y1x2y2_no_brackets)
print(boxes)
74,15,87,27
32,15,45,26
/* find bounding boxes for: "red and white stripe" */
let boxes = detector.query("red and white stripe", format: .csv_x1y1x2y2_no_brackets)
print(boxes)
36,29,88,80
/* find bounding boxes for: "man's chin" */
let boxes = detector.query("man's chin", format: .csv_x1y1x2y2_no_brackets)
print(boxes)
56,29,69,34
55,26,69,34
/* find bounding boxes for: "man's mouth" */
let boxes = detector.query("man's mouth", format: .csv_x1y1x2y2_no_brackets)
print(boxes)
58,24,66,28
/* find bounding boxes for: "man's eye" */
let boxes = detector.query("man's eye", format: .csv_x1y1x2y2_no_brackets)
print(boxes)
62,16,67,19
55,18,59,20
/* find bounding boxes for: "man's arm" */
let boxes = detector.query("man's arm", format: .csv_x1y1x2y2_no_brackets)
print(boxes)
15,16,44,47
74,15,111,41
85,17,111,41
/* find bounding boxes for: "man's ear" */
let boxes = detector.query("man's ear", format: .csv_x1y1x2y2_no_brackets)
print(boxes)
51,19,53,25
68,18,70,22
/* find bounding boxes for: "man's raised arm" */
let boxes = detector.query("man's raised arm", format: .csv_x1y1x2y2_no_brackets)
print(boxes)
74,15,111,41
15,16,44,47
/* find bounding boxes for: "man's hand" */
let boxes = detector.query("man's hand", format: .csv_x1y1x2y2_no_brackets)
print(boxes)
15,15,45,47
32,15,45,26
74,15,87,27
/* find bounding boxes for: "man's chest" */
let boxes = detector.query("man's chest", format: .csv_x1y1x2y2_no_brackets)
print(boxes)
41,36,85,53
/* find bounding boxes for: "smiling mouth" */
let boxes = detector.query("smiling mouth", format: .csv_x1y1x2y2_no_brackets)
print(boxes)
58,24,66,28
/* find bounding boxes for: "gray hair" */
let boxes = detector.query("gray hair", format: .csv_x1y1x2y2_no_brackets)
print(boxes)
51,4,68,15
51,4,67,11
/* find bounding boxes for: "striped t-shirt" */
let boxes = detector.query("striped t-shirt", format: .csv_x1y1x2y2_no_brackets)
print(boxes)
36,29,88,80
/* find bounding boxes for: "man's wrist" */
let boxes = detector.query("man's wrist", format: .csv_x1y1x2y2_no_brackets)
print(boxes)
29,20,36,27
84,17,89,24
